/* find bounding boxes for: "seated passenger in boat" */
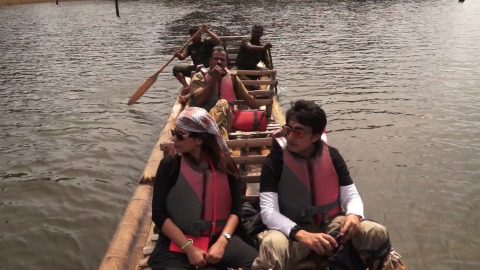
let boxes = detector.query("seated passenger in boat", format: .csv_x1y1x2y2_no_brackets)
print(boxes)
252,100,407,270
172,24,221,103
232,24,272,87
148,107,257,270
189,47,259,139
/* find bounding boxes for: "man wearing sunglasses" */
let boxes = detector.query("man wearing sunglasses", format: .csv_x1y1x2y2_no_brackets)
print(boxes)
252,100,406,270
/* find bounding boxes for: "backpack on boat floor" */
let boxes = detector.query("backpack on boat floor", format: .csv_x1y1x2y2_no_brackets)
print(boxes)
237,201,267,249
328,230,364,270
364,232,408,270
232,110,267,132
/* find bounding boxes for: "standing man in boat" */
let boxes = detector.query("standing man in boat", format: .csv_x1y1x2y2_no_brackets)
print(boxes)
173,24,221,103
252,100,407,270
148,107,257,269
233,24,272,86
189,47,259,140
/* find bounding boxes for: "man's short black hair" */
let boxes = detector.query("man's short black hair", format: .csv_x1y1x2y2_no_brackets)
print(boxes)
285,100,327,134
252,24,264,31
189,26,200,35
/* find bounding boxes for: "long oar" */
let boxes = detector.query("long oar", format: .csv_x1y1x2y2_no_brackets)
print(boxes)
267,48,278,94
127,27,203,106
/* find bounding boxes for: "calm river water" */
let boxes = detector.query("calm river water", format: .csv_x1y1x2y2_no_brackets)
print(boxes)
1,0,479,269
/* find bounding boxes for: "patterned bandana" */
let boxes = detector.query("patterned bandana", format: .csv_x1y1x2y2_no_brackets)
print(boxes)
176,107,229,155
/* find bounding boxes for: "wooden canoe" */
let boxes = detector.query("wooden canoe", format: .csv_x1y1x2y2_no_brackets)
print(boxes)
98,36,322,270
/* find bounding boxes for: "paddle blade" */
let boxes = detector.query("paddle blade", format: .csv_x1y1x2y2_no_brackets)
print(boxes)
127,73,159,106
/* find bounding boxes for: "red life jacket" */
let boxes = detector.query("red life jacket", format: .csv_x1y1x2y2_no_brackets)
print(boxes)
166,157,232,236
276,136,341,225
204,69,236,111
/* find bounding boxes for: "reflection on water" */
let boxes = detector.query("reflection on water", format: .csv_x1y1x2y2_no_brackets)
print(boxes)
1,0,479,269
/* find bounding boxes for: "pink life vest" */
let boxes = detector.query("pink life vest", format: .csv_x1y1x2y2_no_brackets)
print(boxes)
166,157,232,236
205,69,236,111
276,135,341,225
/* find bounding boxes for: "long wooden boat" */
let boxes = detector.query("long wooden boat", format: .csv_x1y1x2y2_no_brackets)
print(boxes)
98,36,321,270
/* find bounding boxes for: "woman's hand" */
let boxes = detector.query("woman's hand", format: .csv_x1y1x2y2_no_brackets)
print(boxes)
205,237,228,264
184,245,208,268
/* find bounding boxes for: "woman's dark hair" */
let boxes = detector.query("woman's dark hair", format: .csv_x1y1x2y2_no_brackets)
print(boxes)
285,100,327,134
195,132,239,178
168,132,239,179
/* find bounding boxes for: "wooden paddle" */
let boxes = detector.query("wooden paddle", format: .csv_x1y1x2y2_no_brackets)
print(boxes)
127,26,203,106
267,48,278,94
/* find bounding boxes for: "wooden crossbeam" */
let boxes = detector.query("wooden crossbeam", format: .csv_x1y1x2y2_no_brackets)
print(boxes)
235,70,277,76
247,90,274,97
240,174,261,184
160,138,272,152
232,155,266,164
220,36,248,41
242,195,260,203
242,80,278,86
235,99,273,107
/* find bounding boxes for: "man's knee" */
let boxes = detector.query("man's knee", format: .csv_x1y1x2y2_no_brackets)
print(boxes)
259,230,289,251
172,66,180,76
362,221,388,241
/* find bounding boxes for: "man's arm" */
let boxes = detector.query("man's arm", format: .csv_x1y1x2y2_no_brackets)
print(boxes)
203,24,221,46
174,50,188,60
259,138,296,236
329,146,364,218
233,76,259,109
189,69,220,108
243,40,272,52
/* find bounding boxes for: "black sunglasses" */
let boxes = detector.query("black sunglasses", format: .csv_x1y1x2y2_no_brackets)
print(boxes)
171,129,191,141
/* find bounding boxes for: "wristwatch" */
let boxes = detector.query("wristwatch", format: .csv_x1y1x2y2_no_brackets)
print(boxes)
222,232,231,243
289,225,303,242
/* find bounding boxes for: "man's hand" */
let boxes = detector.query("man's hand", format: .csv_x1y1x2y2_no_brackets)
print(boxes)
174,51,183,59
295,230,338,256
263,42,273,50
339,214,361,243
209,65,225,80
202,24,208,32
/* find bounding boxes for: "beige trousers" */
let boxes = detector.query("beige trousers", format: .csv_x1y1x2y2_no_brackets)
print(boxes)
208,99,233,141
251,215,390,270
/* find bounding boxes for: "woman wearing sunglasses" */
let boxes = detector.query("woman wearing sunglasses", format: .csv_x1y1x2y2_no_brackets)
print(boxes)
148,107,257,270
252,100,406,270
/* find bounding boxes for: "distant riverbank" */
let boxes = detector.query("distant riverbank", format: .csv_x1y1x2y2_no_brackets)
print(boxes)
0,0,75,6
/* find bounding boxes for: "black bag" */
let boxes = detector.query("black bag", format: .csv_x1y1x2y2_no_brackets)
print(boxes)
328,230,364,270
238,202,267,249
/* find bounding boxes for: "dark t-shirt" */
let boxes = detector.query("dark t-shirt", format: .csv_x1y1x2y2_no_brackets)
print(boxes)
260,133,354,194
235,38,269,70
187,38,216,68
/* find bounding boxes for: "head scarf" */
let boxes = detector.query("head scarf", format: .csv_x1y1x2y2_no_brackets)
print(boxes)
176,107,229,155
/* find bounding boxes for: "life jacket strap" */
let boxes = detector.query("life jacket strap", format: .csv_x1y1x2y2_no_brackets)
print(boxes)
194,219,228,235
300,200,339,218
